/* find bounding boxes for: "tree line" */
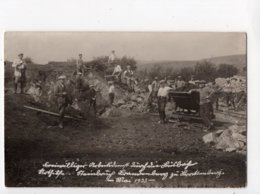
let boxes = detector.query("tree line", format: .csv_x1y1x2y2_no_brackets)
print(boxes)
140,61,239,82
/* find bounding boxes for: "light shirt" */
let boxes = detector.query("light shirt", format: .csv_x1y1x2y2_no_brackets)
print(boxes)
12,59,26,77
113,65,122,74
108,85,115,94
157,86,171,97
148,84,152,93
109,53,116,62
76,58,84,73
124,70,133,77
192,87,214,105
176,80,185,88
151,80,159,91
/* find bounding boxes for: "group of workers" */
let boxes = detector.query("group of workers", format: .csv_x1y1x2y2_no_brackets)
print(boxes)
11,52,245,130
148,75,245,131
11,52,118,129
109,50,136,91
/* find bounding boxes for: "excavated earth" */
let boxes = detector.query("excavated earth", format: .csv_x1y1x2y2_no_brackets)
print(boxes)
5,92,246,187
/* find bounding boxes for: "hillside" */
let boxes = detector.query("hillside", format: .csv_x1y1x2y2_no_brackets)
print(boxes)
136,54,246,72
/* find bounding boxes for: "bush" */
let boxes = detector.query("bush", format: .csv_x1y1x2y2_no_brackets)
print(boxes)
24,57,33,64
87,56,109,72
120,56,137,70
86,56,137,74
217,64,238,78
179,67,194,81
194,61,217,82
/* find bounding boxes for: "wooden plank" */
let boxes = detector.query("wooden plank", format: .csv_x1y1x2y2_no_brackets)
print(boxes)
24,105,84,120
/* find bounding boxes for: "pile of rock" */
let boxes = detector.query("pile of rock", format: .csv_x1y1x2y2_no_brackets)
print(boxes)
215,75,246,90
113,91,148,113
203,124,246,155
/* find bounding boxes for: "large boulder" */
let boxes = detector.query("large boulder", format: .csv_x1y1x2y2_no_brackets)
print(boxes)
203,133,217,144
215,128,246,152
232,132,246,143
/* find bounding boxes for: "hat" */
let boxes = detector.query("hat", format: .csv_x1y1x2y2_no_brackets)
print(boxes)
178,76,182,78
159,80,166,84
77,72,82,75
58,75,66,80
154,77,158,80
18,53,23,56
79,53,82,56
89,84,95,87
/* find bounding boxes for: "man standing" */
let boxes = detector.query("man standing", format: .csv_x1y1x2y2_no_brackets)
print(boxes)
54,75,69,129
88,84,97,115
175,76,185,89
189,81,214,131
76,53,85,76
123,65,134,91
223,79,235,108
157,80,171,124
151,77,159,96
108,81,115,105
12,53,27,94
108,50,116,65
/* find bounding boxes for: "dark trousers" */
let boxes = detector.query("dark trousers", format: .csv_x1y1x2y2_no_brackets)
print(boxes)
225,92,235,108
58,96,68,126
89,99,96,114
200,103,212,127
158,97,167,122
109,93,115,104
59,105,66,126
14,76,26,93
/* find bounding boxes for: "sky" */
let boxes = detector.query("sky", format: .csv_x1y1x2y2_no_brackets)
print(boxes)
4,32,246,64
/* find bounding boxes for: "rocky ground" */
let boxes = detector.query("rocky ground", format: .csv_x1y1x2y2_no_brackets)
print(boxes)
5,91,246,187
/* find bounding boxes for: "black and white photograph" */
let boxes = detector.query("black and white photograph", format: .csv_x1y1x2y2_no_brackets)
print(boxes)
4,32,247,187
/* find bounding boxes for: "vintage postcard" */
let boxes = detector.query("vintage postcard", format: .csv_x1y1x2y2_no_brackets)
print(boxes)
4,32,247,187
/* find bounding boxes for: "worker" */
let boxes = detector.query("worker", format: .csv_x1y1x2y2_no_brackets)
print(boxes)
223,79,235,109
112,64,122,82
76,53,85,76
151,77,159,97
157,80,171,124
123,65,134,91
108,50,116,66
54,75,70,129
189,81,214,131
12,53,27,94
88,84,97,115
108,81,115,105
175,76,185,89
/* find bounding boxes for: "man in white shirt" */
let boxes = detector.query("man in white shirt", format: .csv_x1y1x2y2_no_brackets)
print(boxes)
157,80,171,124
108,50,116,65
112,64,122,82
12,53,27,94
